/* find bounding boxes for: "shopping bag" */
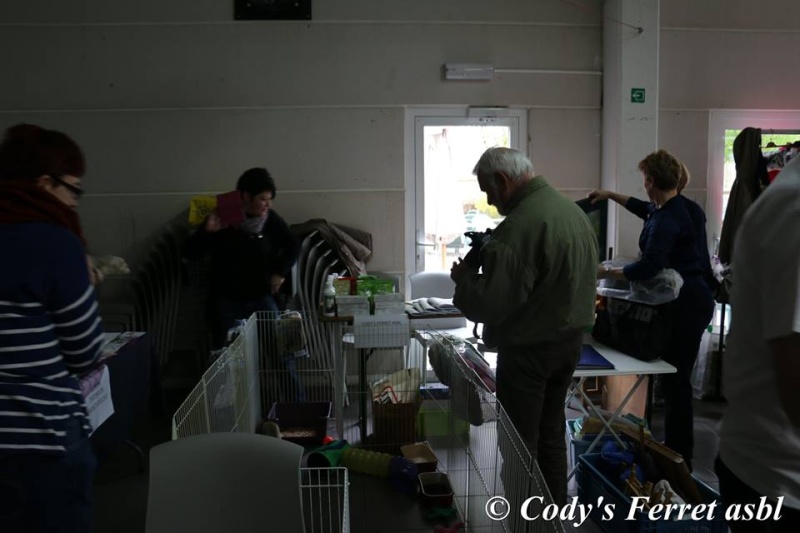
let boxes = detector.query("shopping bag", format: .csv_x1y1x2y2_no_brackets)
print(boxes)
592,297,672,362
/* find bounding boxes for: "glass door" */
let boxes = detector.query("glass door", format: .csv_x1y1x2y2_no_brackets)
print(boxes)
410,109,528,273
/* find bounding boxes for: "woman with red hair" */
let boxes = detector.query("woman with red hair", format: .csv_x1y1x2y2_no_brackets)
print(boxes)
0,124,104,532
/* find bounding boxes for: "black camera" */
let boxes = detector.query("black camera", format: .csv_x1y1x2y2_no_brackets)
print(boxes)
462,228,493,270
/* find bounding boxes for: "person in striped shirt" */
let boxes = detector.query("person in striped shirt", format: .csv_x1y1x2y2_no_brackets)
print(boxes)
0,124,104,532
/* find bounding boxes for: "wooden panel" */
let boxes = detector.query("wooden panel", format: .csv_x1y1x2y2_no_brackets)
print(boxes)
602,375,649,419
0,108,404,193
529,108,602,191
78,190,405,273
658,110,710,191
0,24,601,110
660,30,800,110
0,0,600,24
661,0,800,30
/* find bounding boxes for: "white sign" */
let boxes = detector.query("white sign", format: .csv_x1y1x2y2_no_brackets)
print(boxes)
82,365,114,434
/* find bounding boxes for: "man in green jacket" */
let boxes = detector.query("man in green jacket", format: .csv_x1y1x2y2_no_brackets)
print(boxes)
451,147,598,506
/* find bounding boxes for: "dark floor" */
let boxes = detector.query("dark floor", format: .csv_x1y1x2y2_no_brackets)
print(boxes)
92,384,727,533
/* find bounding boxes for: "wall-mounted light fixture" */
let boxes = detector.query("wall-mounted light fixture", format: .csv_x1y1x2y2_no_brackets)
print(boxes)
443,63,494,81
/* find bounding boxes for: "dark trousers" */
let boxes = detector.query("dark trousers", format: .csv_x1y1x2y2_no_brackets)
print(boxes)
0,419,97,533
496,331,583,507
661,277,714,466
716,455,800,532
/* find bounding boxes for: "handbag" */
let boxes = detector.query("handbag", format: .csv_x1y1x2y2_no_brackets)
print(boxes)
592,296,672,362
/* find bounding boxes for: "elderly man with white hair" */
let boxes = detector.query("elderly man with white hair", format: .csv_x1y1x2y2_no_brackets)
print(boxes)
450,147,598,506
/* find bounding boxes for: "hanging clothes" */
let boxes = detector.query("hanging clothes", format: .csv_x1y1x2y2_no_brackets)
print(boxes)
716,127,770,303
718,127,768,266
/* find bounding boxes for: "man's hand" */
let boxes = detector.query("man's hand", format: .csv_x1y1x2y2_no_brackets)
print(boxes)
270,274,285,295
204,210,223,233
450,258,477,284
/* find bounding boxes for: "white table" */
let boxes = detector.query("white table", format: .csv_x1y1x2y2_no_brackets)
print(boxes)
566,336,676,479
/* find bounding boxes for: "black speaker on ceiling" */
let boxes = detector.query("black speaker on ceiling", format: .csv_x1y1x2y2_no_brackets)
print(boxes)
234,0,311,20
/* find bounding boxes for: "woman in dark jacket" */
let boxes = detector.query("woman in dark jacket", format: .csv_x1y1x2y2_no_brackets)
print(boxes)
590,150,715,470
184,167,300,349
0,124,105,532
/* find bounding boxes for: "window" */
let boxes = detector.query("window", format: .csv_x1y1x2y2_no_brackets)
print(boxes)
707,110,800,253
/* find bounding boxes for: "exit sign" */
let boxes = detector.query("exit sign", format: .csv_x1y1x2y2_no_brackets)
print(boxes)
631,88,646,103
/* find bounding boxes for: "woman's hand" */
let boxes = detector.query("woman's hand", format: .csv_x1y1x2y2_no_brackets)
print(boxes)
87,255,103,285
598,263,626,281
588,189,611,204
588,189,631,207
204,211,223,233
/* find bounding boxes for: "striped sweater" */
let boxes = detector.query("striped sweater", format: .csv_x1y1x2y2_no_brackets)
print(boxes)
0,222,104,454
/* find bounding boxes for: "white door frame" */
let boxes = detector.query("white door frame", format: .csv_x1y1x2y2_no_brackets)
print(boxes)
707,109,800,247
403,107,529,281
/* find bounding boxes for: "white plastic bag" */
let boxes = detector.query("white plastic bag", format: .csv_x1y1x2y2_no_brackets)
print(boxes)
597,261,684,305
691,330,714,399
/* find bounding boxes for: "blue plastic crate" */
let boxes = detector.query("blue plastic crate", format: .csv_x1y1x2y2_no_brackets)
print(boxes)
567,419,616,469
577,454,727,533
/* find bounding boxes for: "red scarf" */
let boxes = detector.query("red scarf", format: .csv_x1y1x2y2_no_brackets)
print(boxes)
0,180,87,247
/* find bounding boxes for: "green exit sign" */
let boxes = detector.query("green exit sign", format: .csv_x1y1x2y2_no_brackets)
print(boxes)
631,88,646,103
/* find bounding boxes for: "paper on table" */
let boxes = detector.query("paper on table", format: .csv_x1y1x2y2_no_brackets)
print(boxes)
81,365,114,434
100,331,145,360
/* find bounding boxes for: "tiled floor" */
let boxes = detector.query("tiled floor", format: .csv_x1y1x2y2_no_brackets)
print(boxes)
92,390,727,532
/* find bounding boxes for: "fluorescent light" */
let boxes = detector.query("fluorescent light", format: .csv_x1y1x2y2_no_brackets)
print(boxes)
443,63,494,81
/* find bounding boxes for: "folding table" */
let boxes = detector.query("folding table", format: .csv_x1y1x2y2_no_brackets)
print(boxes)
567,336,676,480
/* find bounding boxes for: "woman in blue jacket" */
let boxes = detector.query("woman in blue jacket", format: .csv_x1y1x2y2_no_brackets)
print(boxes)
590,150,715,471
0,124,105,532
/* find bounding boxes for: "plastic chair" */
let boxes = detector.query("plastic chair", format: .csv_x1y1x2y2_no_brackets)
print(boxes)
145,433,306,533
408,271,457,300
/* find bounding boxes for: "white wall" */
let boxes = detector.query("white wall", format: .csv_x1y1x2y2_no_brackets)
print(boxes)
658,0,800,240
5,1,793,274
0,0,603,276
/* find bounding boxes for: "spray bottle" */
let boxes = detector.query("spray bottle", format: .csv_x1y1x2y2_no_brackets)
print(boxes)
323,275,336,317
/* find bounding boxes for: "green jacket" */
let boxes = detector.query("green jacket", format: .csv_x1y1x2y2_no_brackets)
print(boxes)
453,176,598,347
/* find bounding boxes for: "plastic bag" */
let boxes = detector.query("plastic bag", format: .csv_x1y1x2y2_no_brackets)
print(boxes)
597,261,684,305
690,330,714,399
371,368,421,405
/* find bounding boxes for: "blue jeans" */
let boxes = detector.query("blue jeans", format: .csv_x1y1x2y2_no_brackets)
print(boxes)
0,418,97,533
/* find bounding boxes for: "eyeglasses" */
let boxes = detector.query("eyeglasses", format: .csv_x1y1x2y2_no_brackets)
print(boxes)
51,176,84,199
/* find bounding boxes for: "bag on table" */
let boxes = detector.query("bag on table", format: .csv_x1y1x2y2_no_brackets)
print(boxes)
592,296,673,362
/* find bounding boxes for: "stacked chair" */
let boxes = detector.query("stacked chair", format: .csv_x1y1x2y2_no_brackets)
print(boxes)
96,223,188,373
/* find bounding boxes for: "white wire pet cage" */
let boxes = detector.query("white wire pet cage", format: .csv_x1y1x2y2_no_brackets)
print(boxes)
171,311,347,533
171,311,564,533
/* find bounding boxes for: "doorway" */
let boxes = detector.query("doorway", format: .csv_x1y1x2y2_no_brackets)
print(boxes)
707,110,800,249
405,108,528,276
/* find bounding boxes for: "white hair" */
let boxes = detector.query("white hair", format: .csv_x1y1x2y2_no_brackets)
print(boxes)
472,147,535,183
